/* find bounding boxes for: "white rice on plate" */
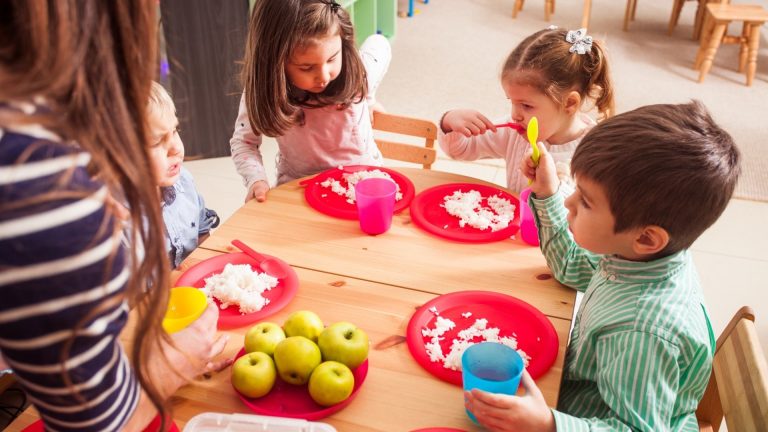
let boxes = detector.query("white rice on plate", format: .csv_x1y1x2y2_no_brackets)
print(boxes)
441,190,516,232
422,307,530,371
201,263,278,314
319,169,403,204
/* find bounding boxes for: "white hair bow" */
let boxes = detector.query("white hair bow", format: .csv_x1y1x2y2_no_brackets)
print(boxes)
566,28,593,55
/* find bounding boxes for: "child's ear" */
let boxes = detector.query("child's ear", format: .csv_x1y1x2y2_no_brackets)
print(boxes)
633,225,669,256
563,91,581,115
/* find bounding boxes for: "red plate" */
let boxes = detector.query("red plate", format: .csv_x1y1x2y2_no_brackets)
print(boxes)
233,348,368,420
175,252,299,329
406,291,558,386
410,183,520,243
301,165,415,220
410,429,466,432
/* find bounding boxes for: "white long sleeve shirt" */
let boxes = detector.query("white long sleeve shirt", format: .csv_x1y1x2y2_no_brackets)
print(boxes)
230,34,391,188
438,113,595,194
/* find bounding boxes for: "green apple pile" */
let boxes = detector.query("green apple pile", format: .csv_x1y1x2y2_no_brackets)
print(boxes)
231,310,369,407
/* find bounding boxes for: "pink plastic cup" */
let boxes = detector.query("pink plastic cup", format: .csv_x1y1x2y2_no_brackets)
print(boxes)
355,178,397,235
519,187,540,246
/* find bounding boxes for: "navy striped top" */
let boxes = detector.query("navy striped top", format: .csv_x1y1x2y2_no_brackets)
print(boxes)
0,121,139,431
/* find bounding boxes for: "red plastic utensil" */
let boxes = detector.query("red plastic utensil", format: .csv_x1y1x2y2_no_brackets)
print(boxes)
231,239,288,279
493,122,525,133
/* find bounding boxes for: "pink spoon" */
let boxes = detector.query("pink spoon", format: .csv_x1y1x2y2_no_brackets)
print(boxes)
231,239,287,279
494,122,526,133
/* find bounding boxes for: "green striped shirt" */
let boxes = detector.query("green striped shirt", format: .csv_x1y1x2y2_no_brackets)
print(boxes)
531,192,714,432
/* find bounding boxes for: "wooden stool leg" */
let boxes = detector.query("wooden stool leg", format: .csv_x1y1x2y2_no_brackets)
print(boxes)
552,0,556,14
693,0,707,40
738,22,749,73
624,0,635,31
545,0,552,21
669,0,685,35
746,23,760,86
512,0,523,18
582,0,592,29
631,0,638,19
699,23,728,83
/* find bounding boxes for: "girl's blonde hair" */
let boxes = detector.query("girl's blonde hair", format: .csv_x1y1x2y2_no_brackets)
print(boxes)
242,0,368,137
1,0,172,427
502,28,615,119
148,81,176,118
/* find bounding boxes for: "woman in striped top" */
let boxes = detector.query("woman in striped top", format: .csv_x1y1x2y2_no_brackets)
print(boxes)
465,101,740,431
0,1,228,431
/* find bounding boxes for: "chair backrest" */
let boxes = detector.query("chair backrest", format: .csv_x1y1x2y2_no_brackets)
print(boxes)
372,111,438,169
696,306,768,432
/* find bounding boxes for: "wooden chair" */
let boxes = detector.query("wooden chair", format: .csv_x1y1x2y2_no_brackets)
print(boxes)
694,2,768,86
512,0,556,21
372,111,437,169
696,306,768,431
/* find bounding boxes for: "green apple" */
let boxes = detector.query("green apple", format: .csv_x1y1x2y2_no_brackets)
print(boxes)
273,336,322,385
244,322,286,356
282,310,324,343
231,352,276,398
318,321,369,369
308,361,355,406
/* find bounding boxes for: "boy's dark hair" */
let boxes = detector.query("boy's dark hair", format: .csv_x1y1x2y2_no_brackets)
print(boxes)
242,0,367,137
571,101,740,256
502,28,614,119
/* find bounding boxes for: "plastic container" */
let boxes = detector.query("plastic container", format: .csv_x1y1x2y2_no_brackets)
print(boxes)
162,287,208,333
461,342,524,424
354,177,397,235
182,412,337,432
519,187,540,246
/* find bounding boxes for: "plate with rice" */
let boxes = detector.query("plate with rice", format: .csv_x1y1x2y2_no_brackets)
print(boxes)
301,165,415,220
406,291,558,386
232,348,368,420
409,183,520,243
175,252,299,329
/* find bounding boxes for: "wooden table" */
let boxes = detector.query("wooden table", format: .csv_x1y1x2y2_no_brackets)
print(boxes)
8,168,576,432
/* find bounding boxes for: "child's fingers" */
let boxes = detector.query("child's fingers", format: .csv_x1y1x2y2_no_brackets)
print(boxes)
477,114,496,133
465,122,482,136
470,388,516,409
520,370,544,400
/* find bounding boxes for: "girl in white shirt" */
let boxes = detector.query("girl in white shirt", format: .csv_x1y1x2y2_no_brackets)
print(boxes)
439,28,615,194
230,0,391,202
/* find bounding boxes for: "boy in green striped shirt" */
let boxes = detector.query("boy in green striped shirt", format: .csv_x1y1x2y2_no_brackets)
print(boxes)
465,101,741,431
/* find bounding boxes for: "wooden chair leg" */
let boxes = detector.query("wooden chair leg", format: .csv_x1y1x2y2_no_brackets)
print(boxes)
512,0,524,18
669,0,685,35
551,0,556,14
582,0,592,29
694,12,714,69
624,0,636,31
746,24,760,86
738,22,749,73
631,0,638,19
698,23,728,82
545,0,552,21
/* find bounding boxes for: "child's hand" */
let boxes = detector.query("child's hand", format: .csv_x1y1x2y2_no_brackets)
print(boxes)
441,109,496,137
245,180,270,203
520,144,559,199
465,370,555,432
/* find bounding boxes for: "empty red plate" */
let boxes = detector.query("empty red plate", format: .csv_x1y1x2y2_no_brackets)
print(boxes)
175,252,299,329
409,183,520,243
232,348,368,420
406,291,558,386
301,165,415,220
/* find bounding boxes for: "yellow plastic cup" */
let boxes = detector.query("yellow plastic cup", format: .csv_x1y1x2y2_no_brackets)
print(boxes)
162,287,208,334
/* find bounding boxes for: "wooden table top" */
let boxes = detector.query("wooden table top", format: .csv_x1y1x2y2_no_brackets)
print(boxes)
8,167,575,432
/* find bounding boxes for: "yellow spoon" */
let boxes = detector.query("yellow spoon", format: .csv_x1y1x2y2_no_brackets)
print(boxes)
527,117,540,165
526,117,540,185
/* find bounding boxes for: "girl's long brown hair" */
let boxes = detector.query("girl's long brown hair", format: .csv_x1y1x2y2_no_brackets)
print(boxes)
242,0,368,137
502,28,615,119
0,0,172,424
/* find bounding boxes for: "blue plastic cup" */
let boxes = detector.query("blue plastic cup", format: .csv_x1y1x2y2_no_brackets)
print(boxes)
462,342,524,423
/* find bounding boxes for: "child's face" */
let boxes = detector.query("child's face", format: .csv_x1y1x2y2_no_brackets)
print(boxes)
564,176,639,257
286,32,343,94
502,80,572,142
147,106,184,188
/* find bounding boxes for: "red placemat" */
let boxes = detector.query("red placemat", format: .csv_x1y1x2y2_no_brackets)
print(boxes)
409,183,520,243
406,291,558,386
175,252,299,329
232,348,368,420
301,165,415,220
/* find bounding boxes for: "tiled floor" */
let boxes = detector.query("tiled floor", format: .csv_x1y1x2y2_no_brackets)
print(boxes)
187,145,768,360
